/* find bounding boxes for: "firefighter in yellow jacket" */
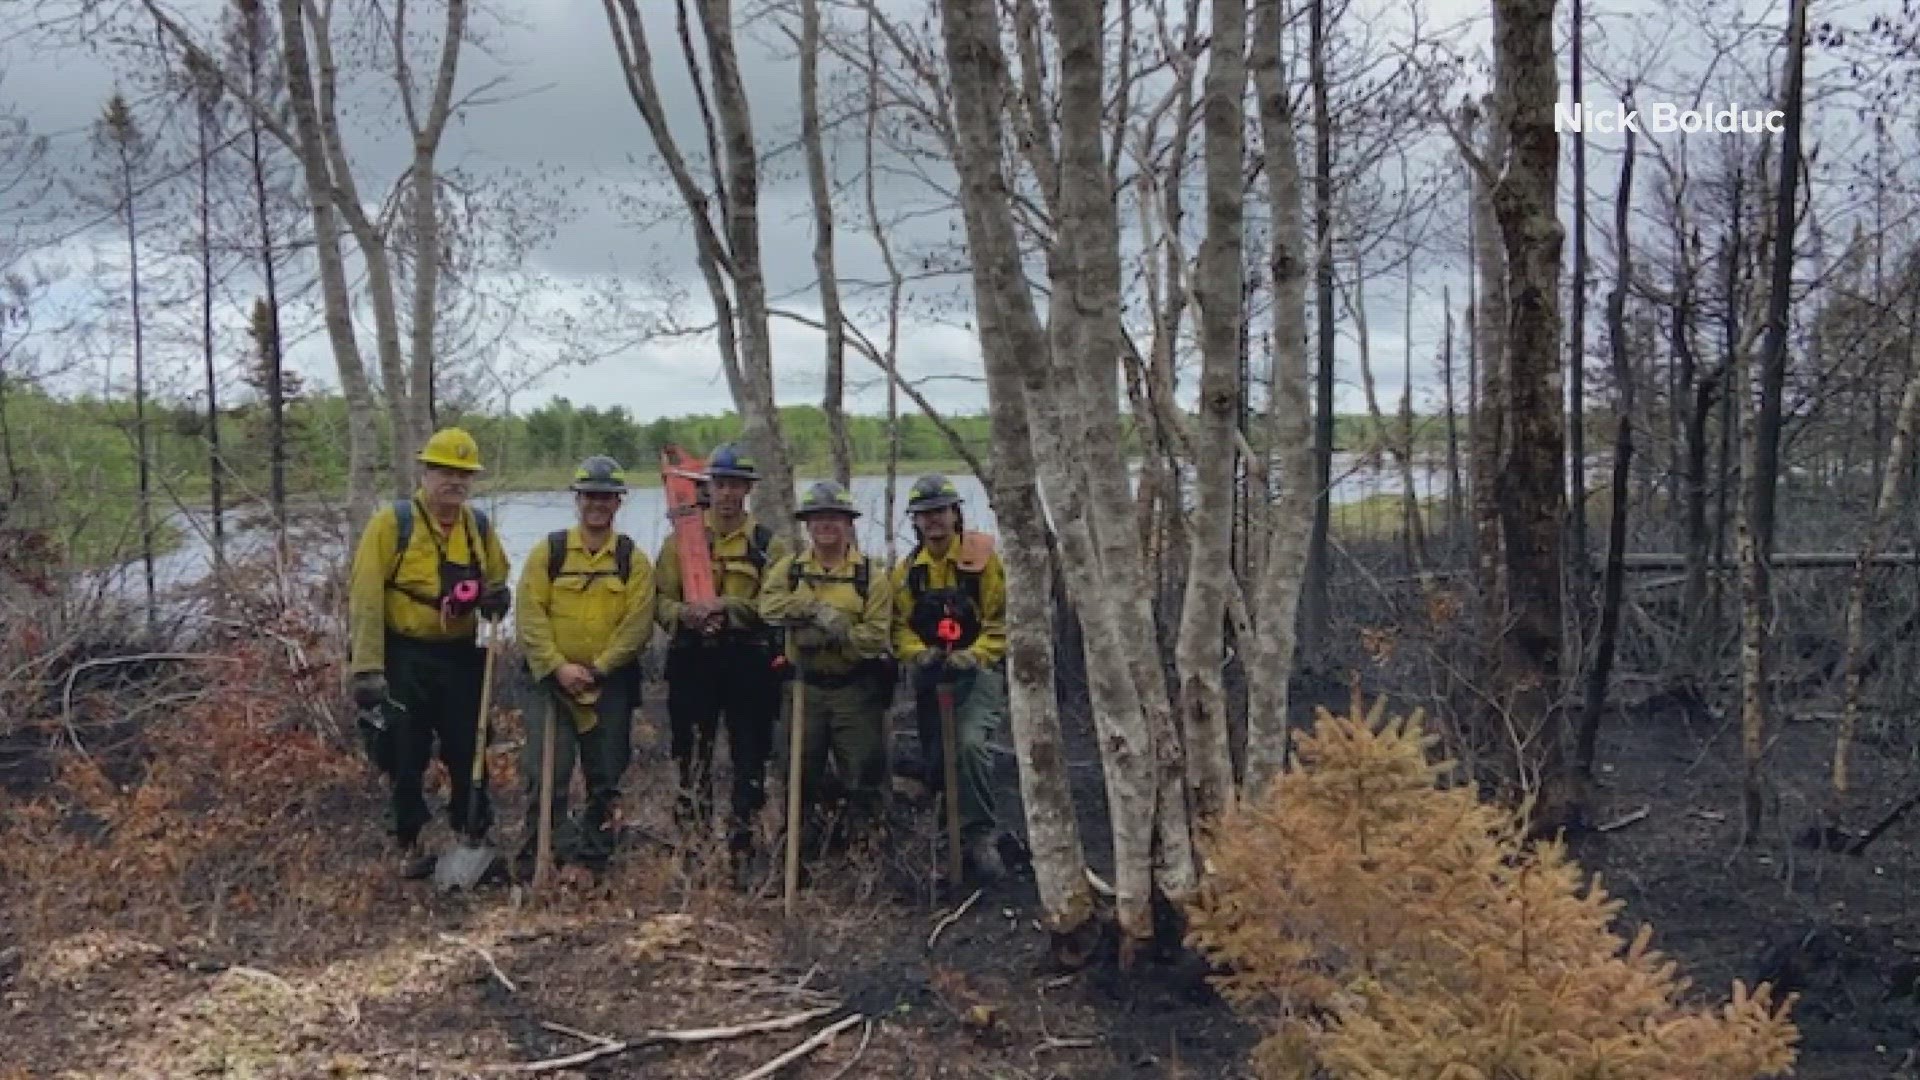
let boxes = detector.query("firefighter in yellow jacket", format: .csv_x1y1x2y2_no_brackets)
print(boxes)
513,456,656,873
891,474,1009,882
347,428,512,880
759,480,894,850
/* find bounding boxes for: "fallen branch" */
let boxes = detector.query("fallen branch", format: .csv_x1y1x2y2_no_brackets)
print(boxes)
1843,787,1920,856
225,965,294,991
441,933,516,994
1596,805,1650,833
539,1020,618,1048
501,1005,839,1074
823,1018,875,1080
928,889,983,949
729,1014,865,1080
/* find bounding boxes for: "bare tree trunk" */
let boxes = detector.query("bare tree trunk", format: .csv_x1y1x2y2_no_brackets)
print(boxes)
194,73,225,571
1710,163,1746,650
1838,260,1920,794
1740,0,1808,841
397,0,468,447
1301,0,1335,664
1566,0,1589,591
1399,243,1429,568
107,102,156,626
1577,122,1635,779
602,0,797,534
1674,207,1714,649
141,0,382,531
1442,289,1465,550
1467,101,1509,657
1345,253,1427,573
861,4,904,560
1487,0,1573,823
935,0,1096,945
236,0,289,549
800,0,852,488
1245,0,1315,791
274,0,378,529
1173,0,1246,821
694,0,800,537
1048,0,1195,913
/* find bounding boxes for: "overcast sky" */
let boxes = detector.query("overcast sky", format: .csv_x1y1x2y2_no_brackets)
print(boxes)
0,0,1878,429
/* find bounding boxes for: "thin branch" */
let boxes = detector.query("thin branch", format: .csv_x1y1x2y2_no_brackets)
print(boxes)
728,1014,866,1080
927,888,983,949
439,933,516,994
500,1005,840,1074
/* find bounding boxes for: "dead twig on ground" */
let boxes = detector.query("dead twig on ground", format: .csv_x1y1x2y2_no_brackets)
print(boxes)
502,1005,839,1074
823,1018,876,1080
539,1020,618,1047
440,933,516,994
1596,805,1650,832
728,1013,865,1080
928,888,983,949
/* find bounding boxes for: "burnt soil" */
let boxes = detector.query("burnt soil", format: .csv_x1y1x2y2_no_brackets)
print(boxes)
2,663,1917,1078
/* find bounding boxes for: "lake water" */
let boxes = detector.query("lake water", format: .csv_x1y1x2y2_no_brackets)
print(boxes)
111,454,1451,598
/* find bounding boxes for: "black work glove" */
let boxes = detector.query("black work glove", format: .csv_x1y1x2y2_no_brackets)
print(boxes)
352,671,389,710
478,585,510,620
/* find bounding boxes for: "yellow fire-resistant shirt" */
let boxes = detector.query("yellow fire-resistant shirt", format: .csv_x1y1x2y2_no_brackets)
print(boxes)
516,527,657,683
347,495,511,674
890,536,1007,668
758,548,892,676
653,513,791,636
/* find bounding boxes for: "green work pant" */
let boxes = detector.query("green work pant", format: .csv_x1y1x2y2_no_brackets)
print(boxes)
519,671,637,867
913,665,1006,840
793,672,890,814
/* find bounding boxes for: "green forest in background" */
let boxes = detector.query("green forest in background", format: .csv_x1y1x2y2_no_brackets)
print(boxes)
0,387,1502,563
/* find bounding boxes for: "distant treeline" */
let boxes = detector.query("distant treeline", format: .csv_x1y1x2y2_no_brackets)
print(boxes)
0,387,1576,508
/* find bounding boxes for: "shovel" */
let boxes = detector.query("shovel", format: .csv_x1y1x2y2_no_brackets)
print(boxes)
935,618,964,887
532,699,556,891
435,616,502,892
782,622,807,918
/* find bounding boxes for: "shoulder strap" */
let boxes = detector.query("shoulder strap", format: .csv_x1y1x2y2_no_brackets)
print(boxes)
787,555,869,599
387,499,413,582
904,542,927,599
750,524,773,570
473,506,491,542
546,531,636,583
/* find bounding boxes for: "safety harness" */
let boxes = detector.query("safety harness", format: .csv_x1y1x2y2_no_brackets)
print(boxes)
903,537,986,651
545,530,636,585
385,497,492,621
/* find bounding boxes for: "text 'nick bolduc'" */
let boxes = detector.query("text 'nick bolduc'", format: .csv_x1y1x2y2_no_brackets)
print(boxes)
1555,102,1786,135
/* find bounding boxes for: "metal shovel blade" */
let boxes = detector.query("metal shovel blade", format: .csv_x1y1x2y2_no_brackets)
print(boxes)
433,835,499,893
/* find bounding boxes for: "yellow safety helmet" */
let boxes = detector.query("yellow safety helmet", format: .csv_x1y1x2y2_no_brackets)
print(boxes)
417,427,485,472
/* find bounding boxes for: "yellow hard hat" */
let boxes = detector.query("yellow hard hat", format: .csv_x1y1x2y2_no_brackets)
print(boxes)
418,427,485,472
